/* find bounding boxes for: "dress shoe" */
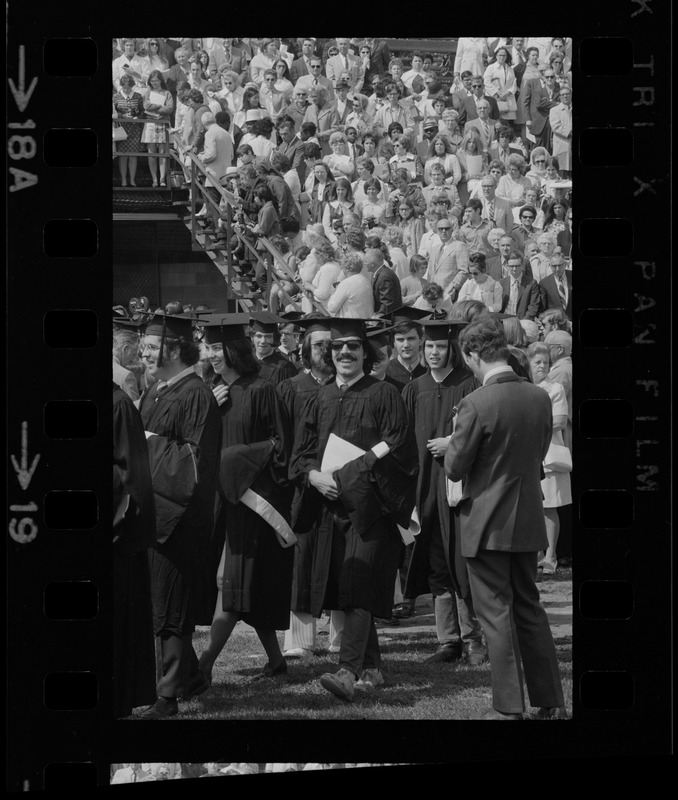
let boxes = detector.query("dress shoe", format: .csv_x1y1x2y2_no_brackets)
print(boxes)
138,696,178,719
392,600,415,619
283,647,313,659
355,668,385,690
320,668,356,702
424,642,463,663
182,670,211,701
249,660,288,682
374,616,399,626
535,706,568,720
328,645,341,654
462,640,488,666
482,708,523,720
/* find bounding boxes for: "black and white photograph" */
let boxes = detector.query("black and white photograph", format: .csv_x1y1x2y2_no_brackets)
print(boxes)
112,36,575,724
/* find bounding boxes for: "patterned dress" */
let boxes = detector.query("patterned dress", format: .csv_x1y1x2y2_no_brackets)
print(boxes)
112,90,145,153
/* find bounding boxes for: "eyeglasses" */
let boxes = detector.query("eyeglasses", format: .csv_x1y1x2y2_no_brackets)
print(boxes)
330,340,362,351
310,64,322,69
437,225,452,230
534,159,546,164
149,41,159,46
471,84,483,89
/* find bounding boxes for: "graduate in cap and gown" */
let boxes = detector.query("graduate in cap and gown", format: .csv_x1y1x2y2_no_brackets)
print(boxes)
249,311,299,384
113,375,156,718
381,306,431,392
400,319,487,665
195,313,296,685
290,318,418,701
137,312,222,718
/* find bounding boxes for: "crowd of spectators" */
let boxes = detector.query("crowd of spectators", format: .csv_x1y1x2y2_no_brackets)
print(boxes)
110,762,410,781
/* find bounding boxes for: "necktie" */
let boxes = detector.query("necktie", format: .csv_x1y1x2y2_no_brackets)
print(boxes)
557,276,567,307
343,55,348,71
482,120,489,140
339,382,349,393
313,78,318,85
510,279,519,313
502,259,509,277
487,201,495,223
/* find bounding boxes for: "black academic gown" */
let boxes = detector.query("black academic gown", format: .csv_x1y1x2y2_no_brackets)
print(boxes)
212,373,294,630
277,370,333,611
290,375,418,618
260,350,299,383
401,368,477,599
113,384,157,717
384,358,427,394
138,373,222,636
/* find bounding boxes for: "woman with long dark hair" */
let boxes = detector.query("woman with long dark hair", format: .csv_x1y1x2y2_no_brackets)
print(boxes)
142,70,173,187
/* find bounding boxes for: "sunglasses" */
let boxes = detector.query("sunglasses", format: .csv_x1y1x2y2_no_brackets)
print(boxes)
534,159,546,164
330,340,362,351
437,225,452,230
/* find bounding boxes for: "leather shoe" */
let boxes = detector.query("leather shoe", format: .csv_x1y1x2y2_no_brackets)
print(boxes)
355,668,385,690
392,600,415,619
424,642,463,663
482,708,523,720
182,670,211,701
320,668,356,702
138,696,178,719
249,660,288,682
462,641,488,666
535,706,567,720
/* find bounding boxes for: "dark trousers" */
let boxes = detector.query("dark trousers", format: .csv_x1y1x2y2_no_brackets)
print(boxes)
338,608,381,677
466,549,564,714
156,632,201,699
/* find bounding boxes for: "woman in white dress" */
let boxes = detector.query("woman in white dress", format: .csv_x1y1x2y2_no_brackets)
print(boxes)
527,342,572,575
141,70,173,187
483,46,517,123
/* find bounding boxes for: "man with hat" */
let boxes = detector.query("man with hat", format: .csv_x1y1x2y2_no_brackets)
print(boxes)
277,315,339,658
416,117,439,165
277,311,303,368
399,319,487,665
249,312,299,383
195,313,295,685
327,80,353,134
445,315,566,719
113,316,144,401
137,312,222,718
290,318,418,701
381,306,430,392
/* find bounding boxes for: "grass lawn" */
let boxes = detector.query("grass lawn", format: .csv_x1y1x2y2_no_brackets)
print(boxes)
133,569,572,721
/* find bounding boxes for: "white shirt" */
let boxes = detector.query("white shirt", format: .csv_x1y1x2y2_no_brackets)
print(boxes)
482,364,514,385
326,272,375,318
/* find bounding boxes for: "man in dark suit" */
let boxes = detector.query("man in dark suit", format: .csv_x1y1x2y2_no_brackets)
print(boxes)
445,316,566,720
521,68,560,150
290,38,316,84
458,75,500,129
538,252,572,320
499,253,541,320
276,119,307,182
359,37,391,77
365,247,402,315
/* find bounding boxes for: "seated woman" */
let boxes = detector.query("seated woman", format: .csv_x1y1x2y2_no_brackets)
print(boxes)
233,85,265,131
455,251,502,312
496,153,530,212
141,70,174,187
356,176,387,228
438,108,463,151
542,156,563,199
542,197,570,238
273,58,294,100
299,238,342,314
217,69,245,115
361,133,391,181
525,146,550,188
345,93,375,142
322,177,356,244
400,253,430,306
352,155,390,205
259,69,289,123
523,184,546,229
308,161,335,225
412,281,453,318
247,117,277,164
388,134,424,183
456,129,487,205
423,134,461,186
394,197,426,258
323,131,356,180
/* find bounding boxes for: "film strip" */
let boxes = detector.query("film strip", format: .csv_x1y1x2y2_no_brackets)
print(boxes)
5,6,672,794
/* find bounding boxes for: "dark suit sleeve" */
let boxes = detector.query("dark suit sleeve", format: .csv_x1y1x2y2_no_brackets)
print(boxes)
444,395,482,482
521,80,533,121
525,280,541,320
375,272,401,314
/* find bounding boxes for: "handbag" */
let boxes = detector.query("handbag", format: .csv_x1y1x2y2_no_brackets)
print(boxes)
113,123,128,142
543,442,572,473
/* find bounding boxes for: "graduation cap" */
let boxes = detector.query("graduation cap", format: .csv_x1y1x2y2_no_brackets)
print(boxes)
200,313,252,347
113,315,145,332
365,317,393,348
327,317,367,340
421,317,469,341
381,305,431,329
249,311,287,335
279,310,305,331
293,313,332,339
142,311,195,367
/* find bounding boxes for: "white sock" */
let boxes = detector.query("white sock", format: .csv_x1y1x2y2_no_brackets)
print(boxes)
283,611,316,651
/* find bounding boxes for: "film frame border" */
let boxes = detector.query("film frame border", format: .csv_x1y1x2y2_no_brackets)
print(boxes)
5,4,672,792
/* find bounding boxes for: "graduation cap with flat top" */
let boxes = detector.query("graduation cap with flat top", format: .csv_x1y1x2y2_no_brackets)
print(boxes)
249,311,287,334
199,313,252,345
142,311,196,367
294,312,332,337
421,317,470,341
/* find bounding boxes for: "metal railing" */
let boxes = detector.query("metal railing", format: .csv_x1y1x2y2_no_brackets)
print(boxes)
167,131,327,315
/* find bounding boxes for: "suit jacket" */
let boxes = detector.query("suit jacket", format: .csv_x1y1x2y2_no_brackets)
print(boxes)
424,240,470,295
499,274,541,319
303,104,337,156
539,270,573,319
290,56,311,84
463,117,498,153
328,99,352,129
326,54,364,90
481,195,514,235
294,74,336,102
487,254,533,282
209,45,246,77
372,264,403,315
445,369,552,557
459,94,500,129
521,78,559,135
276,135,307,182
199,124,234,182
361,39,391,76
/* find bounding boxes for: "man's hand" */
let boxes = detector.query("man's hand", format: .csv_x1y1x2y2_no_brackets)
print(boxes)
448,286,459,303
427,436,451,457
212,384,230,406
309,469,339,500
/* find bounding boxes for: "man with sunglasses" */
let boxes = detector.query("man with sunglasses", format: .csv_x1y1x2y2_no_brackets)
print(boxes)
457,75,500,129
512,204,540,253
290,318,418,702
294,57,336,103
424,218,470,303
521,68,559,151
